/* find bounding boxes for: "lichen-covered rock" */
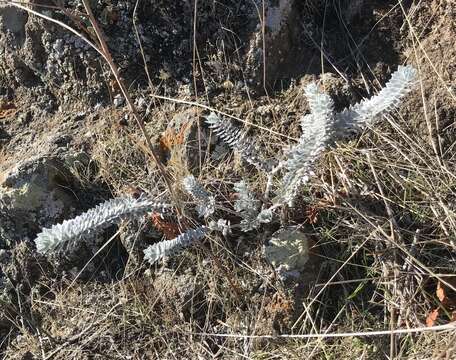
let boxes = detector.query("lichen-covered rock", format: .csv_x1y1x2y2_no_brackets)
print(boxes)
0,157,76,247
0,6,28,48
264,227,310,274
160,108,212,170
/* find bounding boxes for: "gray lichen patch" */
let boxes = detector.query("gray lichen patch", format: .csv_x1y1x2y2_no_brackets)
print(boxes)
264,227,310,273
0,157,76,246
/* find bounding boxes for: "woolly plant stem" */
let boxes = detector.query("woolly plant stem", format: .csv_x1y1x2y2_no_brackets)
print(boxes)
35,196,171,254
183,175,215,218
143,227,207,265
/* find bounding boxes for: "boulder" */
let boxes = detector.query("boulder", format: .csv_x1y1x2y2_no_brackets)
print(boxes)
0,156,76,247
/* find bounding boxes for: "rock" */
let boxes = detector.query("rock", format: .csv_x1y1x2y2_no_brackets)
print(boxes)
0,240,49,346
244,0,300,89
0,127,10,142
243,0,368,90
264,226,310,274
0,157,76,247
0,6,27,47
113,94,125,108
160,108,212,170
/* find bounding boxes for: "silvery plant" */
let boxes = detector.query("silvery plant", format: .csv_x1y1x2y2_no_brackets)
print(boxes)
143,227,207,265
183,175,215,218
35,196,172,254
207,65,416,208
34,66,416,266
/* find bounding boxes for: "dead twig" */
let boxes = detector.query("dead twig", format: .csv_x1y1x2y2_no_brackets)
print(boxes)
79,0,181,210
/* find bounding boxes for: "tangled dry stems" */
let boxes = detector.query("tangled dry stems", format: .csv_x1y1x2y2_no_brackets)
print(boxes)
2,1,456,359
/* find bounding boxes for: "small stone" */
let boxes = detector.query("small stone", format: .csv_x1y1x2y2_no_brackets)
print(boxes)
113,94,125,108
0,249,10,262
160,108,211,169
264,226,310,273
136,97,147,111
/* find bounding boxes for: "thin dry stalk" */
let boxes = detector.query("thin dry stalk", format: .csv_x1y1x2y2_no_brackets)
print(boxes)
193,322,456,339
79,0,180,206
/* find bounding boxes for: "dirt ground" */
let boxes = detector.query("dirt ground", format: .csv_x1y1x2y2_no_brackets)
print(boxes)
1,0,456,358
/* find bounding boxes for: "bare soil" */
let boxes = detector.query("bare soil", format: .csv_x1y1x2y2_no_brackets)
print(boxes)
0,0,455,358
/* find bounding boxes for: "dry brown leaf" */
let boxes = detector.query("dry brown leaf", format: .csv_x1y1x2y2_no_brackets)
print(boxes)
150,212,180,239
437,281,447,303
159,128,175,154
266,295,293,318
305,206,319,224
109,77,120,94
426,308,440,327
436,279,456,307
159,120,192,154
124,186,142,199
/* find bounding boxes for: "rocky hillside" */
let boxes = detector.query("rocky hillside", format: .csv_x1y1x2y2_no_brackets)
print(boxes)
1,0,455,358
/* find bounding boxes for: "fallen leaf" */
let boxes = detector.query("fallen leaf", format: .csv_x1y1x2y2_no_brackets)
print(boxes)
436,279,456,307
109,77,120,93
426,308,440,327
150,212,180,239
159,128,175,154
266,292,293,318
305,206,319,224
437,281,446,303
124,186,142,199
159,120,192,153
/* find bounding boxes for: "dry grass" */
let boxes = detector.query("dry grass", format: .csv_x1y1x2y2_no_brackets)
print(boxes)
1,0,456,359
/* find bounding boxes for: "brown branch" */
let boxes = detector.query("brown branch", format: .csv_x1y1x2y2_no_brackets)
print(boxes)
79,0,181,210
7,0,182,213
